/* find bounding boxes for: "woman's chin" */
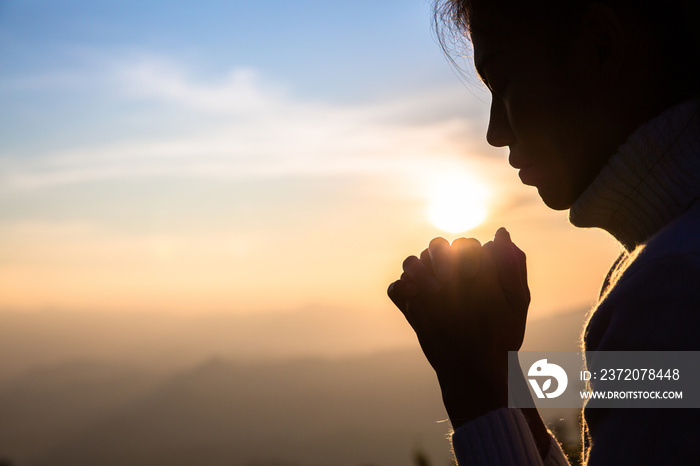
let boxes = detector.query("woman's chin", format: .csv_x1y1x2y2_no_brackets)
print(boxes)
536,185,576,211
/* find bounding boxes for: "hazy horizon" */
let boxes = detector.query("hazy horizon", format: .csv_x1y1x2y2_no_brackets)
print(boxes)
0,307,585,465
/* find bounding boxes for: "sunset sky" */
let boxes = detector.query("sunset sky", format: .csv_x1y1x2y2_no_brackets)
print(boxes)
0,0,621,326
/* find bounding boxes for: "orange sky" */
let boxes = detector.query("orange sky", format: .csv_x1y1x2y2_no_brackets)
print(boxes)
0,117,621,320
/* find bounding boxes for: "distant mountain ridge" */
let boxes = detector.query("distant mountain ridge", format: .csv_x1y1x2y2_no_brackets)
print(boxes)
0,307,587,465
1,349,451,466
0,306,587,381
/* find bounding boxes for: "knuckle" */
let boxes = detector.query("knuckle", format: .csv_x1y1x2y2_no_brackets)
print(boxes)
387,281,398,297
453,236,481,248
429,236,449,250
402,255,419,270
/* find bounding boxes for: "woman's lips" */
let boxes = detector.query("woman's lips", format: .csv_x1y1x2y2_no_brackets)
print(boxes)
509,153,536,185
517,166,537,186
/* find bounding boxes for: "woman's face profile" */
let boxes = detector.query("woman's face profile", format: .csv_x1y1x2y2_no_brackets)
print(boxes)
471,19,620,210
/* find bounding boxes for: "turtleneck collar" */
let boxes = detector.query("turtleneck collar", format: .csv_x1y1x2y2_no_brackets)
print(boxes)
569,99,700,251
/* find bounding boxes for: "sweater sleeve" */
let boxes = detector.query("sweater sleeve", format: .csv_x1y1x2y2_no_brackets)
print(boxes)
451,408,570,466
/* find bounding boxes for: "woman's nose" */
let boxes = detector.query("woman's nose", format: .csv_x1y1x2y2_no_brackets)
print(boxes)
486,97,514,148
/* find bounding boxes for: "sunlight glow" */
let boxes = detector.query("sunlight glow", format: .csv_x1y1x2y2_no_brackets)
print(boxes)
427,173,490,234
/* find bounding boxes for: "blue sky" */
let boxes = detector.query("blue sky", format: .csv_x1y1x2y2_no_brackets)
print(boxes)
1,1,457,98
0,0,619,318
1,0,480,159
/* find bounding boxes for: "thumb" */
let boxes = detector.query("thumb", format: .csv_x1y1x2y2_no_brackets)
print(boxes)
492,227,530,310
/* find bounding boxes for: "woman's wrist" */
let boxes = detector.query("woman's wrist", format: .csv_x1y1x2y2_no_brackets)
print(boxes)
439,375,508,430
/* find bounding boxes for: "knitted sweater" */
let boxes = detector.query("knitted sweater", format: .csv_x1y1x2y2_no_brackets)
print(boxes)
451,99,700,465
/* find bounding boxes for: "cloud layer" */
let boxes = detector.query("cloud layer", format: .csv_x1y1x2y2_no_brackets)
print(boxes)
1,51,496,195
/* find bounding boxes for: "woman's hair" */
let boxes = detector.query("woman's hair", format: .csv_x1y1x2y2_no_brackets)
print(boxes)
434,0,700,99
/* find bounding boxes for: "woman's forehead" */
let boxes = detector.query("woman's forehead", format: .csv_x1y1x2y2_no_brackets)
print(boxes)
471,29,555,86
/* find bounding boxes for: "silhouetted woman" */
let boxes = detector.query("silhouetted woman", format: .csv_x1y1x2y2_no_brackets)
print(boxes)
388,1,700,464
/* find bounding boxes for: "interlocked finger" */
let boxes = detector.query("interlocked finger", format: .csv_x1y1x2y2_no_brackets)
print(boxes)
402,255,442,294
452,237,482,279
428,237,452,281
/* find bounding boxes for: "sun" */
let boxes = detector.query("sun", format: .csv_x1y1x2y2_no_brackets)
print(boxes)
427,174,490,234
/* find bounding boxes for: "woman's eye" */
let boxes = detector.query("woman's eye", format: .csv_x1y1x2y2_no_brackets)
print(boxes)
485,80,500,95
488,76,509,96
479,75,496,93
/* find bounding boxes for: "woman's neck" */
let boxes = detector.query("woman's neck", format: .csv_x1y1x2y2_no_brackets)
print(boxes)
569,99,700,251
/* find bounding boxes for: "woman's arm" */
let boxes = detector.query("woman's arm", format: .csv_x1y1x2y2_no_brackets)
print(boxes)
387,229,562,463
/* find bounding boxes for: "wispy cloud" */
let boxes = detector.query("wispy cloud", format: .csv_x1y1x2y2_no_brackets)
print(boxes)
114,56,281,115
1,51,499,194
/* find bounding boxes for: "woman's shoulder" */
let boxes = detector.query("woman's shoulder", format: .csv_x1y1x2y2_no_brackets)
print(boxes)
640,200,700,259
584,202,700,351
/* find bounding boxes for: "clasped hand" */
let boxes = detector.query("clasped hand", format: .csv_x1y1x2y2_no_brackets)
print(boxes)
387,228,530,424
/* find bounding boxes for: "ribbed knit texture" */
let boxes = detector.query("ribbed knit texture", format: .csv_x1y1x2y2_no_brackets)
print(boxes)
569,100,700,251
452,408,570,465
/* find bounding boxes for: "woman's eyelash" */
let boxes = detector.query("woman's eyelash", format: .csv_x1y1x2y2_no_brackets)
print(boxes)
478,75,493,92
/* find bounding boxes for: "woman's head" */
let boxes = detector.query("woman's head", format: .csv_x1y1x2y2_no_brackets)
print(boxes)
435,0,700,209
